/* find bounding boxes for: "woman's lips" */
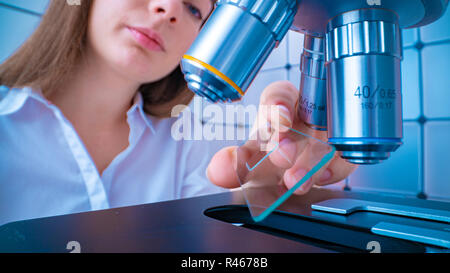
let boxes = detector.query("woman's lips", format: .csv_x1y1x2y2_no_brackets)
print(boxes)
127,26,164,52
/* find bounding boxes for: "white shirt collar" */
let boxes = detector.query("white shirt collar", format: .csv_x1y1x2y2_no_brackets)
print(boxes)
127,91,156,135
0,86,156,135
0,86,35,115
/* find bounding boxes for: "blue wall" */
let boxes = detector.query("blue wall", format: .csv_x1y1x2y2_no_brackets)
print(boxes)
1,0,449,201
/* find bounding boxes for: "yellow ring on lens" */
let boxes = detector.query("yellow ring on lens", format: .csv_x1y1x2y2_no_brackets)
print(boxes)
183,54,244,96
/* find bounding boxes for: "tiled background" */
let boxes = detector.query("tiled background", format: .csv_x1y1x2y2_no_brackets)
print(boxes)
1,1,449,201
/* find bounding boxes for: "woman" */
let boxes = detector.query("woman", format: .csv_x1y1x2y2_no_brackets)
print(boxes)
0,0,356,226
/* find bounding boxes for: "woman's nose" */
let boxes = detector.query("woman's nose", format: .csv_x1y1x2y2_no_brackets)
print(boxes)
150,0,182,24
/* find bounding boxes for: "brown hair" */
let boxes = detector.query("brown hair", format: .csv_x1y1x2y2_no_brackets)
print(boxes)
0,0,214,118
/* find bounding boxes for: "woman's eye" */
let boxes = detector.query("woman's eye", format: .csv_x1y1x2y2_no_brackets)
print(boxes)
185,3,203,20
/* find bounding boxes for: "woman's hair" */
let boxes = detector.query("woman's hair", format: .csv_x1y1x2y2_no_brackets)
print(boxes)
0,0,213,118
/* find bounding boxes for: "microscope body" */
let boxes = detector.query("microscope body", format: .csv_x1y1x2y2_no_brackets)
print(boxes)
181,0,449,165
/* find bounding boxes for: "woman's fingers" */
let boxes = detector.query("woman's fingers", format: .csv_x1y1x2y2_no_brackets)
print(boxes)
207,126,357,192
259,80,299,132
207,81,299,189
257,80,302,169
207,80,358,193
267,135,297,169
283,140,358,195
206,146,240,189
314,153,358,186
282,138,332,195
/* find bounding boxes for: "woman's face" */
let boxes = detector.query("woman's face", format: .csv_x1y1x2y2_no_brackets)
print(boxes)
86,0,213,84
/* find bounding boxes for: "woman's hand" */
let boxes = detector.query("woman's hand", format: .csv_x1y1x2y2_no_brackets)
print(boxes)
206,80,357,195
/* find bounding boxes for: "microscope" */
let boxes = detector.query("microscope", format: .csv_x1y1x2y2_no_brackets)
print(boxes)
181,0,449,165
